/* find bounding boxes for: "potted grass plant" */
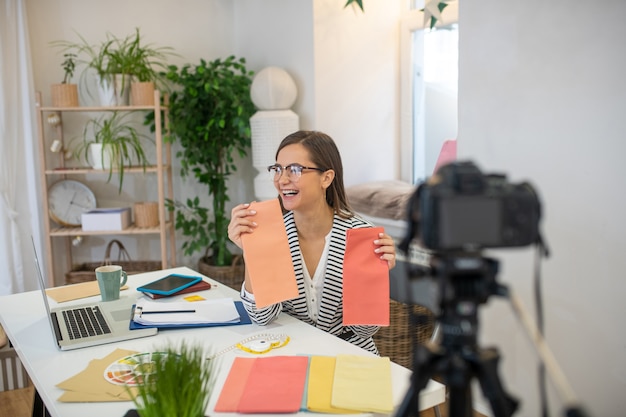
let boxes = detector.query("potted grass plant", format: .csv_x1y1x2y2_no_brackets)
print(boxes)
129,343,216,417
163,56,255,280
72,111,152,192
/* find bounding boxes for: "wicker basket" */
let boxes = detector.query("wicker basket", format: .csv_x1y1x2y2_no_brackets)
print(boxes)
373,300,435,370
65,239,162,284
197,253,245,291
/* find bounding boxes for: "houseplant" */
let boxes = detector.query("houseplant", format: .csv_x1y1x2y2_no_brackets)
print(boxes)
129,343,216,417
51,52,79,107
51,28,175,106
72,111,152,192
117,28,177,105
164,56,255,272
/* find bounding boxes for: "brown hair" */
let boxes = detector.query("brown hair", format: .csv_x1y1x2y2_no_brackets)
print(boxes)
276,130,353,218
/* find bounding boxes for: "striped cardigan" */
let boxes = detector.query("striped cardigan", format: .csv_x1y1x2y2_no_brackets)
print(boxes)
241,211,380,354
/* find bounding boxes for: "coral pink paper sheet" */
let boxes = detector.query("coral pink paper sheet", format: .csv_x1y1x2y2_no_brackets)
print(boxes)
342,227,390,326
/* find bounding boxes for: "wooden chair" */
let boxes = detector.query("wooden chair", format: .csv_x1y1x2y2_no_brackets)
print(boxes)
0,344,30,392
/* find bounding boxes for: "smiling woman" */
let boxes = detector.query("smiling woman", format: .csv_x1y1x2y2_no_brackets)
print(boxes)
229,130,398,355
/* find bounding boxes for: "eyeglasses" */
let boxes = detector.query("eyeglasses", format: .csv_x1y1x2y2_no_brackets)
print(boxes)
267,164,326,182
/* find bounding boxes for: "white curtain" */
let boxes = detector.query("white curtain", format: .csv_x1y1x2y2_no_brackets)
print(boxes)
0,0,43,295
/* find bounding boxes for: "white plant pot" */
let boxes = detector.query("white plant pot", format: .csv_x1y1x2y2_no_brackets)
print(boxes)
98,74,131,106
88,143,113,170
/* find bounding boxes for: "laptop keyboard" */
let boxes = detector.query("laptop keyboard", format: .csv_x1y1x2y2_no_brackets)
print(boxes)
62,306,112,340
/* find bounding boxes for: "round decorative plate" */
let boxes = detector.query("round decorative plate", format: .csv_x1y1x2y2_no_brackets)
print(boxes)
104,352,169,386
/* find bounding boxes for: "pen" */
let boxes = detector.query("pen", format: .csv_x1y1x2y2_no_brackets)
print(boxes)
140,309,196,315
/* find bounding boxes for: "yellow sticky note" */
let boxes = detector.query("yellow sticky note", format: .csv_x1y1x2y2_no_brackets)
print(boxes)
184,295,206,302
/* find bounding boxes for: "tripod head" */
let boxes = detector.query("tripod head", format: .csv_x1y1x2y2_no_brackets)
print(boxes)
430,253,506,349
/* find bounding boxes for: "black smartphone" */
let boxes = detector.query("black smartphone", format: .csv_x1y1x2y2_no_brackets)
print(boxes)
136,274,203,296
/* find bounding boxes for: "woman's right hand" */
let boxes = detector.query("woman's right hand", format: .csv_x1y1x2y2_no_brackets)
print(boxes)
228,203,258,250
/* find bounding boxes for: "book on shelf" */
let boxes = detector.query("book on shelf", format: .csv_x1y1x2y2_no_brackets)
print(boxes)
140,280,212,299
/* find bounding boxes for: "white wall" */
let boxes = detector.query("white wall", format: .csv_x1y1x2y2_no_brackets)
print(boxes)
459,1,626,416
233,0,315,129
313,0,402,185
231,0,315,207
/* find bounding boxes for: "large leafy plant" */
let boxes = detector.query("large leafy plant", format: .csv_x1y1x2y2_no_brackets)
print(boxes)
164,56,255,267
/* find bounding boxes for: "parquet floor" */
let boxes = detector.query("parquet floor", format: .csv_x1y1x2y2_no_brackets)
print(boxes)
0,385,34,417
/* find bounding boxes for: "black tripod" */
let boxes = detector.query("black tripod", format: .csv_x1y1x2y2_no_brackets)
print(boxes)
396,254,519,417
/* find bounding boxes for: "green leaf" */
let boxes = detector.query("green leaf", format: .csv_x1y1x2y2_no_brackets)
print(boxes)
344,0,364,11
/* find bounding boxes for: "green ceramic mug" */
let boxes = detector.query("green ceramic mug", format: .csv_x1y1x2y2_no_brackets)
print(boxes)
95,265,128,302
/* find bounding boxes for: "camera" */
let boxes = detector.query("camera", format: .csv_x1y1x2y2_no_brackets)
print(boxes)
405,161,541,252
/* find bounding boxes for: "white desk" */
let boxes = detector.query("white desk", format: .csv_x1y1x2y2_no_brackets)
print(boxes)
0,267,445,417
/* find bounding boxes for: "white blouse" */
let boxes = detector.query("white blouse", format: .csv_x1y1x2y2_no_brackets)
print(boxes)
301,232,332,323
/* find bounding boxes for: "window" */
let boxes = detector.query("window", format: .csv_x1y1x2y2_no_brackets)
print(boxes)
399,3,459,183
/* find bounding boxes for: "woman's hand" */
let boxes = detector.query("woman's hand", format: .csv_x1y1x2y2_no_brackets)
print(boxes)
228,203,258,250
374,232,397,270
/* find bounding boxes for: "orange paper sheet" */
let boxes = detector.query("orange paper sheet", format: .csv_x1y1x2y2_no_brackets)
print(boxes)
241,198,298,308
237,356,309,413
214,357,256,412
342,227,390,326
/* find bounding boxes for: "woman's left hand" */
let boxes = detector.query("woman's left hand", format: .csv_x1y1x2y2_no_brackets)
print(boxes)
374,232,396,270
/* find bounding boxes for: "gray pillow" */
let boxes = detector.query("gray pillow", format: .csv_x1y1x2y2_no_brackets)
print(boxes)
346,181,415,221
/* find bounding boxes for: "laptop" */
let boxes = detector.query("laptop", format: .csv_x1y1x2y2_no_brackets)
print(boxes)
32,238,158,350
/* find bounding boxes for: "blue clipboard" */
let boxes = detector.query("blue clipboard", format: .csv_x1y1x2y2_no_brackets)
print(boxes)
129,301,252,330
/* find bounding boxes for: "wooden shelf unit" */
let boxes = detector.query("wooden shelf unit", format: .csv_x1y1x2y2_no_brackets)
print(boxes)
35,90,176,286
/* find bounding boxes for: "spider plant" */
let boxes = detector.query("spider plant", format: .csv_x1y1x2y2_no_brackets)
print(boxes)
73,112,152,193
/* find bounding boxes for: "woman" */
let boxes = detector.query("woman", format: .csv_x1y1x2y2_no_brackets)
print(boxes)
227,130,396,354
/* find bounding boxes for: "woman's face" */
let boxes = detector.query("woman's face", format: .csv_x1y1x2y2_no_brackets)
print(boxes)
273,143,331,212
